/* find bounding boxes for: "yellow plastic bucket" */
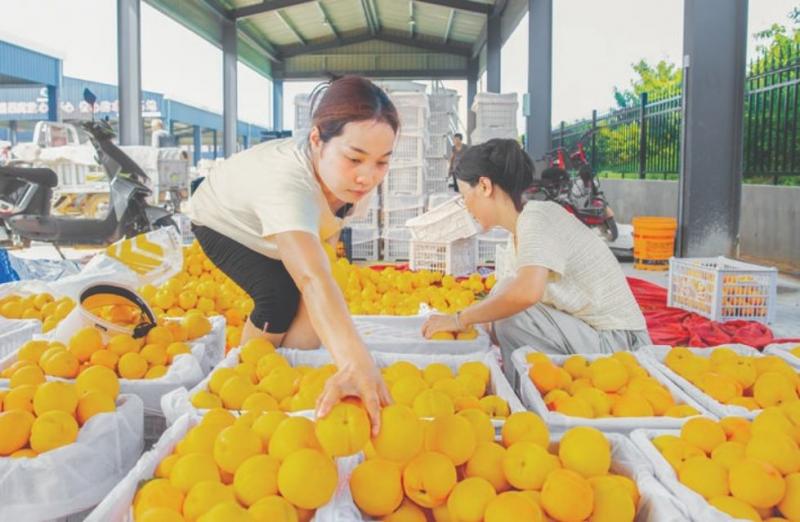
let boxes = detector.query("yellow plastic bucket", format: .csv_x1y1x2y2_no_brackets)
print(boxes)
632,217,678,271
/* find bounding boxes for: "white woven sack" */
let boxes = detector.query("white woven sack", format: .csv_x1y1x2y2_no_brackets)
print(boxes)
0,340,207,416
162,347,524,430
638,344,764,419
85,411,362,522
0,317,40,359
511,347,713,432
0,394,144,522
631,428,745,522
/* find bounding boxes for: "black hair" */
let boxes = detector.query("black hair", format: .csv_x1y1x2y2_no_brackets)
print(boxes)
453,138,534,211
454,133,463,140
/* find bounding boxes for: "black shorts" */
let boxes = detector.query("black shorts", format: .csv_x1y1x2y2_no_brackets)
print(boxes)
192,225,300,334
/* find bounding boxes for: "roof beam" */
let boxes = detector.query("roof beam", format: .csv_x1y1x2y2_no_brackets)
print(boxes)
281,32,374,57
316,1,340,40
414,0,491,15
275,67,469,80
231,0,312,19
368,0,381,32
443,8,455,43
275,10,307,45
360,0,377,35
195,0,282,63
376,33,471,56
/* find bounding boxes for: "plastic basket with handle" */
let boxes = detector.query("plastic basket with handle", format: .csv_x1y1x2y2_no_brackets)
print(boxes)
349,226,380,261
381,162,424,198
381,195,425,228
382,226,412,261
667,256,777,323
477,227,511,265
406,196,480,242
470,126,519,145
410,237,477,275
391,92,430,131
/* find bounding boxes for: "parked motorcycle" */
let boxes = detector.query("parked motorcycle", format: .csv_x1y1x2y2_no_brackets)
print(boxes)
0,89,176,250
526,130,618,242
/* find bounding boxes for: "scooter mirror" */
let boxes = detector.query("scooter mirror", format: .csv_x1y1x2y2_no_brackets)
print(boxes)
83,88,97,106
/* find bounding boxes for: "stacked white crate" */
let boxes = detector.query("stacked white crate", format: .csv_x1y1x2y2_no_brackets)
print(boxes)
380,91,430,261
470,92,519,144
407,196,480,275
293,93,312,138
426,89,459,194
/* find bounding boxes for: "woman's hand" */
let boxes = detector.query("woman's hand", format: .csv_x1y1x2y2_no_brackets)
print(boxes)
421,313,461,338
316,354,392,436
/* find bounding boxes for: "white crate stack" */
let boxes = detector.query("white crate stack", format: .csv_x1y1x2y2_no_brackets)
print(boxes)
426,89,459,196
470,92,519,145
378,92,431,261
293,93,312,138
477,227,512,266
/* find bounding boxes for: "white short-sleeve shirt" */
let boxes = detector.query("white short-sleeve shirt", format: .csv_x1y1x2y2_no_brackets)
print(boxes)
513,201,646,331
187,138,371,260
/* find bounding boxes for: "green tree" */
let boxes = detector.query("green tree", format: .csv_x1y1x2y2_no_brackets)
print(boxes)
613,60,682,109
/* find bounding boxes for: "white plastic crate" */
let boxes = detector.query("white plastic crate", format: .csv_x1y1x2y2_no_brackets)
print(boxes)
406,196,480,242
156,158,189,188
391,131,425,164
347,194,380,227
427,192,455,211
667,256,777,323
381,195,425,228
349,226,380,261
428,112,456,134
470,126,519,144
382,227,412,261
424,176,451,194
381,162,424,197
390,92,429,131
293,93,312,135
426,157,449,179
494,243,515,281
426,133,451,158
429,89,459,113
410,237,477,275
471,92,519,128
477,227,511,265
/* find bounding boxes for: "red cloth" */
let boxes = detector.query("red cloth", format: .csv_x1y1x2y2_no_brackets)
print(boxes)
627,277,799,349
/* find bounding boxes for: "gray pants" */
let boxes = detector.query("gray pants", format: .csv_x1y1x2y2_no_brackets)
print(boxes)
493,302,652,385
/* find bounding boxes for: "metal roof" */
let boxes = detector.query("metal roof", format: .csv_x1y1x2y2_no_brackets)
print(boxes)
144,0,529,80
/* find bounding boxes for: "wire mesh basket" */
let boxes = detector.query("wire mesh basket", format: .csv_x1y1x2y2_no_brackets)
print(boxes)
392,131,426,165
426,134,451,158
293,93,312,135
429,90,459,113
667,256,778,323
410,237,477,276
426,157,450,179
429,112,456,134
391,93,430,132
347,195,380,227
425,176,451,194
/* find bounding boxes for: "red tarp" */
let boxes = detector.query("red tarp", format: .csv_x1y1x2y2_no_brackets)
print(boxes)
627,277,799,349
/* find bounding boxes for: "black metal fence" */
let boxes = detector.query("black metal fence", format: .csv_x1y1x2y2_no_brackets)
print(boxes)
552,44,800,184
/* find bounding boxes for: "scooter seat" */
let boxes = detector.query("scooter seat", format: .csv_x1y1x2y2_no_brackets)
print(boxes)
0,167,59,188
8,214,116,243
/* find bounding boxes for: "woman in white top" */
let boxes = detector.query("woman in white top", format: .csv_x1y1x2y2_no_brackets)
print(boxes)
188,77,395,430
422,139,651,380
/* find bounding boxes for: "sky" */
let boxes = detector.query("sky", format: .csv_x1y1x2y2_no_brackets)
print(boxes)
0,0,796,131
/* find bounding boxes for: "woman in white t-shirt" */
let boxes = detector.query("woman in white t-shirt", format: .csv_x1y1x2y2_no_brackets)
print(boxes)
188,77,396,429
421,139,651,379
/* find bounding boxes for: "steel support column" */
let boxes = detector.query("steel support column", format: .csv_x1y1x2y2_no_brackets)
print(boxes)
526,0,552,160
467,59,478,140
213,130,218,158
117,0,143,145
222,18,238,158
9,121,17,146
193,125,202,165
47,85,59,122
676,0,748,257
273,79,284,131
486,11,502,93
